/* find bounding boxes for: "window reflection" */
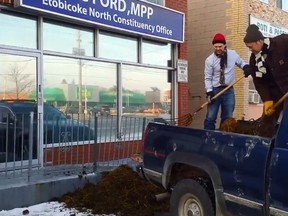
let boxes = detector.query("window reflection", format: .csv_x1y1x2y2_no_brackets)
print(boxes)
282,0,288,11
99,31,137,62
144,0,165,5
0,12,37,49
122,66,171,118
43,56,116,115
43,21,94,56
0,54,36,100
142,40,171,66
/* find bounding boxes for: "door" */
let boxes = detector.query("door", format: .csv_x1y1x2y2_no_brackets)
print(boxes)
0,48,42,166
269,107,288,215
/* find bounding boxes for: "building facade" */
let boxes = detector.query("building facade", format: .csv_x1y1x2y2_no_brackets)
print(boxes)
0,0,188,118
187,0,288,128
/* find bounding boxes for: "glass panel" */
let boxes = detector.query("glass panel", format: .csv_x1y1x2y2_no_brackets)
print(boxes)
43,56,117,115
44,56,117,144
145,0,164,5
122,65,171,119
0,54,36,100
142,40,171,66
43,21,94,56
0,12,37,49
99,32,137,62
282,0,288,11
0,53,37,162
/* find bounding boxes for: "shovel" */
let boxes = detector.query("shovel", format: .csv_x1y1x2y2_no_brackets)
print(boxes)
221,91,288,137
253,91,288,135
177,75,245,126
269,91,288,110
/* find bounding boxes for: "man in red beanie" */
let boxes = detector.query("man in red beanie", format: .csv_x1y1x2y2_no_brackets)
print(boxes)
243,24,288,136
204,33,250,130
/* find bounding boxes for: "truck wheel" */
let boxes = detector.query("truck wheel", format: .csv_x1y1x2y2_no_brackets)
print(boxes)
170,179,214,216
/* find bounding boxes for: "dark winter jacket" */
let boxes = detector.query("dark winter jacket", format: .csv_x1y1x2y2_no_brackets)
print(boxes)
249,34,288,103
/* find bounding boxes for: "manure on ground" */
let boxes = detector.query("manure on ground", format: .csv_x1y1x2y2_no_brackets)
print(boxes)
60,165,169,216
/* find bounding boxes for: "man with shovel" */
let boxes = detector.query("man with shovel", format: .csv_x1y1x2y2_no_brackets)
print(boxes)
243,24,288,129
204,33,250,130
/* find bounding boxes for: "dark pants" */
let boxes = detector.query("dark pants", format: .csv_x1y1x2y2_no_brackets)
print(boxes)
204,87,235,130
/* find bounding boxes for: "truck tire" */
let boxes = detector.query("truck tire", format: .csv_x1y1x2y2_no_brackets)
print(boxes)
170,179,214,216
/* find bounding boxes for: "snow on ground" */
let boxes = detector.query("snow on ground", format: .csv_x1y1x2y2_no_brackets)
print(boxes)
0,201,115,216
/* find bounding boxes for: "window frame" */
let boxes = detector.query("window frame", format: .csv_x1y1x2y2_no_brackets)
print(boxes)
0,9,178,144
144,0,165,6
277,0,288,12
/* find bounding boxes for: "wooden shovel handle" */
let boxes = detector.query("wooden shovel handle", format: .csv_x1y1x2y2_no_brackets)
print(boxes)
195,75,246,114
273,91,288,109
211,75,245,101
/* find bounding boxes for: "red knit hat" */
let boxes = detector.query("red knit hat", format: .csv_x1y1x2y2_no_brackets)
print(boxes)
212,33,226,45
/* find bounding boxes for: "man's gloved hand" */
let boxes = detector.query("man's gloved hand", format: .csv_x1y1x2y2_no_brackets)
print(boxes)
243,64,251,77
263,100,275,116
206,91,215,103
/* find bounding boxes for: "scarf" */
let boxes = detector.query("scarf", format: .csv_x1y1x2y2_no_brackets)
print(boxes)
215,50,227,85
255,38,270,78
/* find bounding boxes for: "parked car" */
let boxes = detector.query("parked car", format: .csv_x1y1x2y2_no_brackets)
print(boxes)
65,105,79,114
0,100,94,162
89,105,111,116
123,106,140,113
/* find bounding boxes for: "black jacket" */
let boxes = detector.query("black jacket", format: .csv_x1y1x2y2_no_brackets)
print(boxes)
249,34,288,103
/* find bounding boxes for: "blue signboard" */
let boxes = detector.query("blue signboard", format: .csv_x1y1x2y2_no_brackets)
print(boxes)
15,0,185,42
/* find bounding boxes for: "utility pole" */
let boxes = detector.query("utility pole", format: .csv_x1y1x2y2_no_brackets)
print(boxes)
73,30,85,114
3,77,6,100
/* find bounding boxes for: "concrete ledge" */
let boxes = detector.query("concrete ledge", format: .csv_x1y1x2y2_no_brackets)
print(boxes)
0,173,101,210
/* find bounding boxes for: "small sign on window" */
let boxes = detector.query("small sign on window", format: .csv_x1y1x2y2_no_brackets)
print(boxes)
177,59,188,83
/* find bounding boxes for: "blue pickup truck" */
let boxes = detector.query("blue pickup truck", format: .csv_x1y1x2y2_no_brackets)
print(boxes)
140,106,288,216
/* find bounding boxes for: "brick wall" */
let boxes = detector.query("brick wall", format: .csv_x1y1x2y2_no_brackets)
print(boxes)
187,0,232,128
187,0,288,129
226,0,249,120
166,0,189,118
249,0,288,27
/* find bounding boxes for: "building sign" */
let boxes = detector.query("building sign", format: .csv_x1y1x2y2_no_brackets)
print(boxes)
76,87,93,100
15,0,185,43
177,59,188,83
250,16,288,37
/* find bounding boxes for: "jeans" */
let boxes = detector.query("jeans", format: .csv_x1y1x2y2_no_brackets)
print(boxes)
204,87,235,130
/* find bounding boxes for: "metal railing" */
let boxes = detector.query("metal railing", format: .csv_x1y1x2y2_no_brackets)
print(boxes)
0,111,153,184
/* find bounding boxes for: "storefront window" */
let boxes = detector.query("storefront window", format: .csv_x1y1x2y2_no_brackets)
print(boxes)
43,21,94,56
142,40,171,66
0,12,37,49
122,65,171,119
99,32,137,62
43,56,117,115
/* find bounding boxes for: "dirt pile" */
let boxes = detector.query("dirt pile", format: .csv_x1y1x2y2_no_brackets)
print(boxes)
60,165,169,216
220,117,276,138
